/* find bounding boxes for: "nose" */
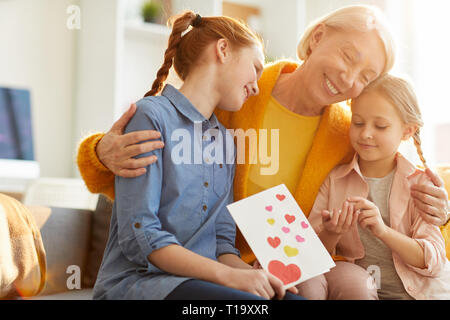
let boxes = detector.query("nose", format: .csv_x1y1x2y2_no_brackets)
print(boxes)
249,82,259,97
360,126,374,140
339,69,357,90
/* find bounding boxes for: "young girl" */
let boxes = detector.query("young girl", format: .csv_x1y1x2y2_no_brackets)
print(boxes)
302,74,450,300
92,11,302,300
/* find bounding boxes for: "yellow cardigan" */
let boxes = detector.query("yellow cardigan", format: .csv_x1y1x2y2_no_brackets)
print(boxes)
77,60,449,263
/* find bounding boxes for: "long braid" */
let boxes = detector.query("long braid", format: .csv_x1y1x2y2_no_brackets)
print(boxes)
412,130,428,169
144,11,197,97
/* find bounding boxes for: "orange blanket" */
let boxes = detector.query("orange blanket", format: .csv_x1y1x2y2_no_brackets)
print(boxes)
0,194,46,299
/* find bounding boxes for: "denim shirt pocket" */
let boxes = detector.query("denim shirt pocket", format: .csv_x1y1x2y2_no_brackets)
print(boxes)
213,162,228,197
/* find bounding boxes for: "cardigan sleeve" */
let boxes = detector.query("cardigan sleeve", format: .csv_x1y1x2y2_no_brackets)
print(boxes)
76,133,115,200
214,108,233,128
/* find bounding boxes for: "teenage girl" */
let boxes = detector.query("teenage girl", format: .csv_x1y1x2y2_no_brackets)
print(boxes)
93,11,302,300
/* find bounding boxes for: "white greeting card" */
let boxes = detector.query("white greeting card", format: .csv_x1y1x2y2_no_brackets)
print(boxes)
227,184,335,289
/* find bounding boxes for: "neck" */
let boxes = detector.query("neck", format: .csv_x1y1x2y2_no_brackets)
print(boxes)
358,153,397,178
272,64,325,117
179,67,220,120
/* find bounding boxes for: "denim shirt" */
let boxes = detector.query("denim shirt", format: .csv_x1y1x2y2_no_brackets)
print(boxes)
93,85,239,300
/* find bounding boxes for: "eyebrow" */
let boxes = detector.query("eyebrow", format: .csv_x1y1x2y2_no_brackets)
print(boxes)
353,114,390,122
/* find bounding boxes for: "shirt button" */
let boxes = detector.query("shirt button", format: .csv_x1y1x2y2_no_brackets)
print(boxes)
204,182,209,187
202,205,207,211
134,222,141,229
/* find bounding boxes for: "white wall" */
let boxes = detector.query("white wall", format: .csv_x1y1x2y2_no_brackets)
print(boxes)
73,0,124,164
0,0,78,178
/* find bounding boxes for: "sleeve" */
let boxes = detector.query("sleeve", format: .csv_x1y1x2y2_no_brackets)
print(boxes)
115,102,180,268
76,133,116,200
308,174,331,235
215,165,240,258
409,197,448,277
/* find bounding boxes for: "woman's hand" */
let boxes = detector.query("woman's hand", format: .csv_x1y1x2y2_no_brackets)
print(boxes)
321,200,359,236
96,103,165,178
348,197,387,239
411,168,449,226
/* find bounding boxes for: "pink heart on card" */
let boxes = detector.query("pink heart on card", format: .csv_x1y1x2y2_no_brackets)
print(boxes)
268,260,301,285
276,194,286,201
295,235,305,243
282,226,290,233
285,214,295,224
301,221,309,229
265,205,273,212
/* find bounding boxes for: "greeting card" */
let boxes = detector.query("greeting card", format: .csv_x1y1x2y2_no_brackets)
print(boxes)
227,184,335,289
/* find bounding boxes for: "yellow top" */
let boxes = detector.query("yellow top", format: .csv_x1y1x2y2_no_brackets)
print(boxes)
247,96,321,196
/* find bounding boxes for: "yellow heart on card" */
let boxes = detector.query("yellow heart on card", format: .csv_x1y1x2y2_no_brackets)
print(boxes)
267,218,275,225
284,246,299,257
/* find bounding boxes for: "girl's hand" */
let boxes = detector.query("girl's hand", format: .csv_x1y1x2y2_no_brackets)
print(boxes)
225,268,284,299
321,200,359,235
240,262,298,298
96,103,164,178
348,197,388,239
411,168,449,226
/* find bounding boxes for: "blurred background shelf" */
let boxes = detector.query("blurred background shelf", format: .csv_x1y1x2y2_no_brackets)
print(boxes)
124,19,170,40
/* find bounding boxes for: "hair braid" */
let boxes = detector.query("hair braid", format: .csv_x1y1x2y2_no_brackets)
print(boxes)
144,11,197,97
412,130,428,169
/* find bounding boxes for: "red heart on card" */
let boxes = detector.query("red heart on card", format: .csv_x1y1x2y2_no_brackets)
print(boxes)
276,194,286,201
301,221,309,229
268,260,301,285
265,206,273,212
267,237,281,248
285,214,295,224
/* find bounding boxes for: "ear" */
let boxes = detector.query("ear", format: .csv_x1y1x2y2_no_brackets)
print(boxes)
215,38,230,64
308,24,326,54
402,124,417,141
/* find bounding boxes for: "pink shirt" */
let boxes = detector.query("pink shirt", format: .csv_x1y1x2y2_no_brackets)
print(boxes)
309,153,450,300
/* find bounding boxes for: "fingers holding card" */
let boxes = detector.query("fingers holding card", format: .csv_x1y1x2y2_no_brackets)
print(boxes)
227,184,335,289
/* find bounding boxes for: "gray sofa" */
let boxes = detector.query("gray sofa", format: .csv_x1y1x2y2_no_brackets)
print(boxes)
25,195,113,300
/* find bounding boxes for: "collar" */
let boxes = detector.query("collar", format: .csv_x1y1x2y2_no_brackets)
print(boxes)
334,152,420,181
161,84,219,129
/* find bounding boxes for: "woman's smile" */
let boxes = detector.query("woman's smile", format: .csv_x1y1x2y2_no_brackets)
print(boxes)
324,75,340,96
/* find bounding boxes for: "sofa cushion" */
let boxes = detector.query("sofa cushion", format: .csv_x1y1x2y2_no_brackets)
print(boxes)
29,206,92,296
83,195,113,288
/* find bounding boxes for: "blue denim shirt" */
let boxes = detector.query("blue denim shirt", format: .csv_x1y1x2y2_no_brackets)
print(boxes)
93,85,239,300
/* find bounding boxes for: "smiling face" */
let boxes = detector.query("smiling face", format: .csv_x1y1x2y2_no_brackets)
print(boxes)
350,89,415,167
217,44,265,111
302,25,387,108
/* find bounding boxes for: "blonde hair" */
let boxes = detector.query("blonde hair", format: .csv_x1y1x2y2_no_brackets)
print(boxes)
297,5,396,75
356,74,427,168
144,11,263,97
